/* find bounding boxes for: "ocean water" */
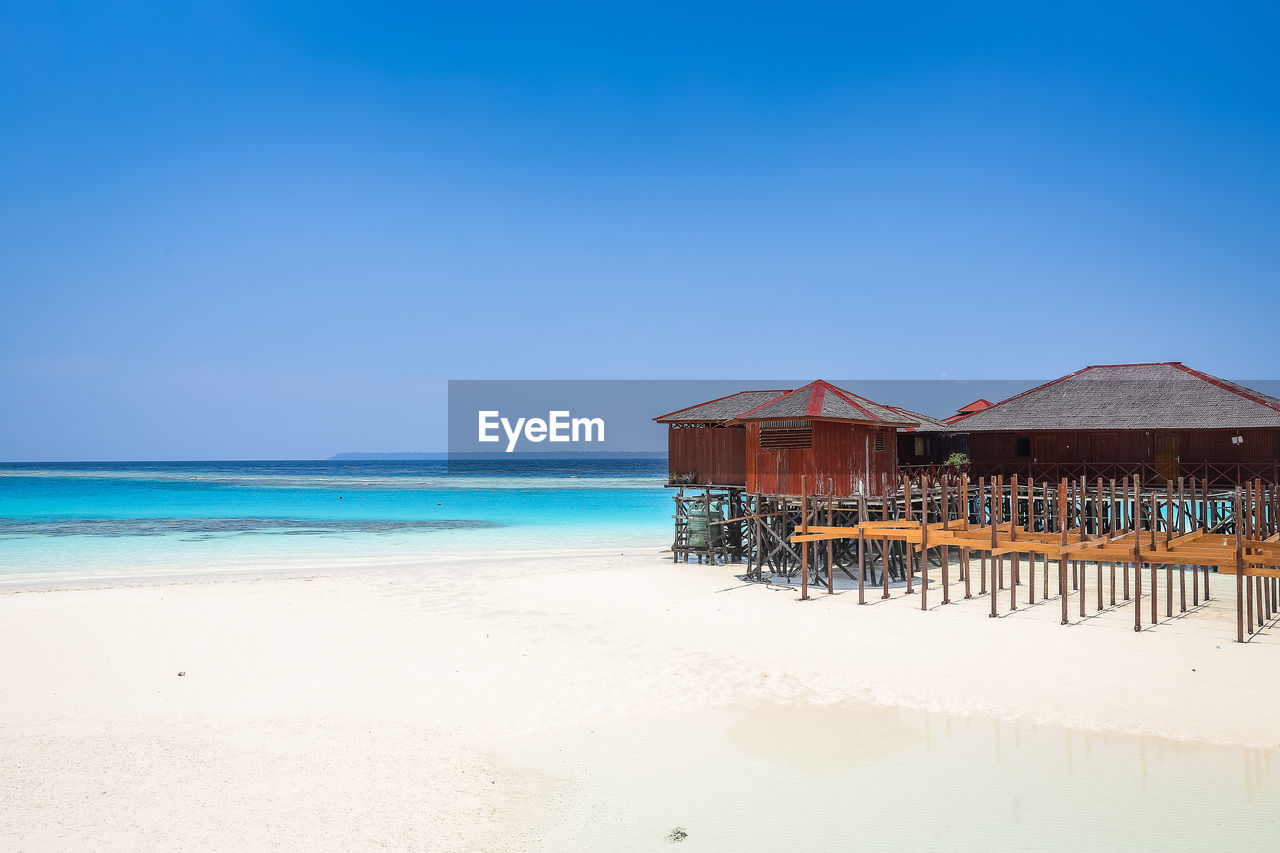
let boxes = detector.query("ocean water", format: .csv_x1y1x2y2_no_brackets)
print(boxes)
0,459,671,586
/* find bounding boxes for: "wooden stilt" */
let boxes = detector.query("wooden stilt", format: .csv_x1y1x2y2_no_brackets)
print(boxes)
920,476,929,612
857,494,866,605
881,537,890,600
979,477,988,595
1059,480,1069,626
1110,478,1118,607
1149,491,1158,626
1247,485,1255,635
1236,486,1245,643
1178,478,1187,613
904,476,914,595
1203,479,1211,601
962,476,972,600
800,476,810,601
1029,550,1036,605
1080,558,1087,618
1096,478,1104,611
991,478,999,619
941,476,950,605
1134,475,1142,632
1043,482,1051,600
997,476,1005,591
825,485,834,594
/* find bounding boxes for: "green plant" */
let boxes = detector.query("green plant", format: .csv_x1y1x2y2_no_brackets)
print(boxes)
944,452,970,468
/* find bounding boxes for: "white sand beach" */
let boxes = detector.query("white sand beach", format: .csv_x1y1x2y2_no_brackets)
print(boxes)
2,549,1278,851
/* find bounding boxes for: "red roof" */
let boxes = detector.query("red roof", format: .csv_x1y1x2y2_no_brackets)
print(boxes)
944,398,994,424
732,380,918,426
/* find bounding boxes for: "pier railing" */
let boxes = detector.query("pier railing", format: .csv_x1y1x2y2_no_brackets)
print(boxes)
903,461,1280,487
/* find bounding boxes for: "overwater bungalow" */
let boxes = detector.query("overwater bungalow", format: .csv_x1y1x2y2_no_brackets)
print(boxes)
953,362,1280,485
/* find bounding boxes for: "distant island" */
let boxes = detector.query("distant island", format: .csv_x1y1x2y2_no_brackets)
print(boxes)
329,450,667,461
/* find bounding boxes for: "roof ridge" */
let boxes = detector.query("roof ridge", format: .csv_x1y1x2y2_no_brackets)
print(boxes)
821,381,878,419
1082,361,1183,369
731,379,916,425
1168,364,1280,414
804,383,825,417
734,381,820,419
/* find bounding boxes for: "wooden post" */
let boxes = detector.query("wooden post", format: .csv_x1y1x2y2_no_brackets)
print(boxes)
1109,478,1117,607
941,475,950,531
800,476,810,601
1149,490,1158,626
1256,480,1266,625
1236,486,1245,643
1178,478,1187,613
979,477,988,595
990,477,999,618
1069,477,1076,600
940,476,950,605
997,475,1005,591
881,536,890,599
1164,481,1173,618
1096,478,1104,612
1246,484,1255,634
1133,475,1142,632
1059,479,1069,626
858,494,867,605
904,475,914,595
1122,476,1131,601
1079,557,1087,619
1043,481,1051,600
826,483,835,595
1008,475,1018,611
962,476,972,600
920,475,929,612
1202,478,1211,600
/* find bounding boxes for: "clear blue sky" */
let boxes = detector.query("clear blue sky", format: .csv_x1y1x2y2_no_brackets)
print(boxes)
3,2,1278,460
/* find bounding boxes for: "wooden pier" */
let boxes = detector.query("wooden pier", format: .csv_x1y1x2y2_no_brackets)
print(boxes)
675,473,1280,643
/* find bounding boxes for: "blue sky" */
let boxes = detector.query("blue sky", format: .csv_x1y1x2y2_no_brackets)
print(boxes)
2,2,1278,460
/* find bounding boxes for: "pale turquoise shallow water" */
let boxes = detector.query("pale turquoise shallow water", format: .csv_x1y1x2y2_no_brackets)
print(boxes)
0,460,671,585
502,703,1280,851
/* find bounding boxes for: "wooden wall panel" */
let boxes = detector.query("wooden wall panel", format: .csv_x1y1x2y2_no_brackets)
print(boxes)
746,422,898,497
667,425,747,486
966,428,1280,484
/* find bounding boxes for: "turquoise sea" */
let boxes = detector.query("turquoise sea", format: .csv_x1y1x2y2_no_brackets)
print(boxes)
0,459,671,587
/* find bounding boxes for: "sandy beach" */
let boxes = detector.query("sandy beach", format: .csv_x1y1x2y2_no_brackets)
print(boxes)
2,549,1278,850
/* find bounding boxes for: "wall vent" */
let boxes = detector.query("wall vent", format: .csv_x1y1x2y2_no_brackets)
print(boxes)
761,428,813,450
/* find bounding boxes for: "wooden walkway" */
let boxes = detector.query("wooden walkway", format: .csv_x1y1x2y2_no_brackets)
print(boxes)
788,474,1280,643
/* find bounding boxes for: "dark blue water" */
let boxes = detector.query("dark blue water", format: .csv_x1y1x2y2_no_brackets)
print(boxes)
0,459,671,584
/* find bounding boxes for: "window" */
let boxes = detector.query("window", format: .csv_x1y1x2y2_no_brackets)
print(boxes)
875,432,886,452
914,436,926,457
1016,436,1031,458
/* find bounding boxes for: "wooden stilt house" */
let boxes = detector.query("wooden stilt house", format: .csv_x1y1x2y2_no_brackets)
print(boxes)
952,362,1280,484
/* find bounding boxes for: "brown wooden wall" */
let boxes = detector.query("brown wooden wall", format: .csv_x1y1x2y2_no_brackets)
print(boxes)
666,425,748,486
897,432,970,466
745,421,899,497
966,428,1280,484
